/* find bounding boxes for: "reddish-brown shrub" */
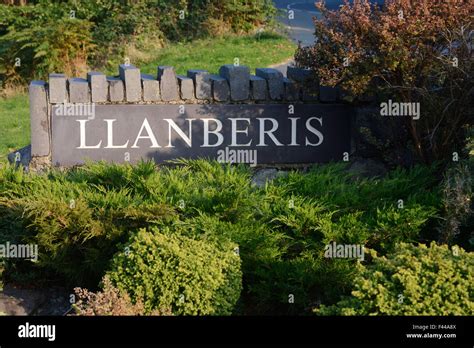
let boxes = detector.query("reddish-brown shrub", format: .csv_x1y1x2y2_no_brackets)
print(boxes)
73,276,171,316
295,0,473,165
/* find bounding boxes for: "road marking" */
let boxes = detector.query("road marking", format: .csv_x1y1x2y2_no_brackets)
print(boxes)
286,26,314,32
285,1,320,14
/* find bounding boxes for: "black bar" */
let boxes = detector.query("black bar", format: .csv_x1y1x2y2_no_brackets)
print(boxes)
0,316,472,346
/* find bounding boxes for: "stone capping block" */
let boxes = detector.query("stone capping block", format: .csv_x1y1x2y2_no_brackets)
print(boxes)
287,66,312,83
210,75,230,102
187,70,211,100
107,77,124,102
319,85,338,102
255,68,284,100
141,74,161,102
218,65,250,101
177,75,194,100
48,73,67,104
283,78,300,101
287,66,319,101
249,75,267,101
87,71,107,103
302,89,319,101
157,66,179,101
68,78,90,103
29,80,50,157
337,87,354,103
119,64,141,102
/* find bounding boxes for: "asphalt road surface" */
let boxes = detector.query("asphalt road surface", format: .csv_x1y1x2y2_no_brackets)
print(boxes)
273,0,320,47
271,1,384,75
270,1,322,76
273,1,385,46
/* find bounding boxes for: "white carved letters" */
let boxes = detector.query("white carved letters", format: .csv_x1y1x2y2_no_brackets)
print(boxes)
76,116,324,149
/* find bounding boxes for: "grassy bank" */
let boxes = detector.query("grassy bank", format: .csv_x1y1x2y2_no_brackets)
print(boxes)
134,32,296,76
0,95,30,162
0,32,295,163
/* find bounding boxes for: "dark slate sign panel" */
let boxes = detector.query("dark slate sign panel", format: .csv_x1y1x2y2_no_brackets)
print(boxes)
51,104,352,166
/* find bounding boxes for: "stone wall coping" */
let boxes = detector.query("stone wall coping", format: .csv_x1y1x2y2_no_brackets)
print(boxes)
37,64,342,105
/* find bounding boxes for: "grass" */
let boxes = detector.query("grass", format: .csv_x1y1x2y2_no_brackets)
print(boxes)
0,32,295,163
120,32,296,76
0,94,30,163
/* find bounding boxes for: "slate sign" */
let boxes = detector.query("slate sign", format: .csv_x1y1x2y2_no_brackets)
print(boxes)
51,104,352,166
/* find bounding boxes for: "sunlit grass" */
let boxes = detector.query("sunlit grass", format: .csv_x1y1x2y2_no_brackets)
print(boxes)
127,31,296,76
0,94,29,163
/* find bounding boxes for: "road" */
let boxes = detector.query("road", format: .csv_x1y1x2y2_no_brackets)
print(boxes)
270,1,322,75
271,1,383,75
273,0,384,46
273,0,321,48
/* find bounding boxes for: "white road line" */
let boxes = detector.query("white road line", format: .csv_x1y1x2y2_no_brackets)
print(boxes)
286,26,314,32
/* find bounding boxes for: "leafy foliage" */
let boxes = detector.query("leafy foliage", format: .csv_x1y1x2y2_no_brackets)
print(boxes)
438,163,473,244
107,227,242,315
295,0,474,165
0,4,95,84
73,275,171,316
0,0,276,85
0,161,177,286
0,160,443,314
315,242,474,315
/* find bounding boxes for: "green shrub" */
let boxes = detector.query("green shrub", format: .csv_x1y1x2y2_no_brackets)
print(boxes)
0,4,94,83
248,251,358,314
165,196,358,314
151,0,275,40
278,163,440,212
438,163,473,245
140,159,257,222
0,162,176,286
158,213,295,313
316,242,474,315
274,163,440,252
0,160,444,314
0,0,276,85
107,227,242,315
366,204,438,251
